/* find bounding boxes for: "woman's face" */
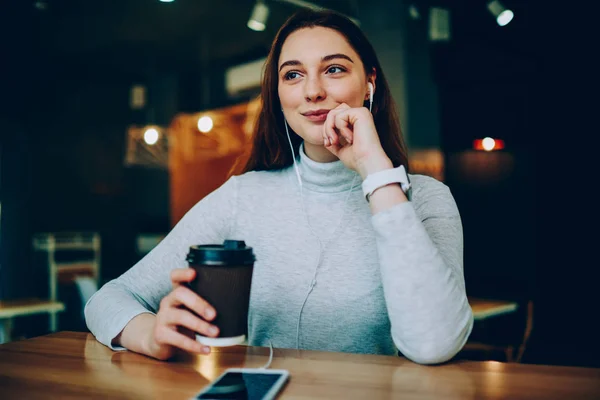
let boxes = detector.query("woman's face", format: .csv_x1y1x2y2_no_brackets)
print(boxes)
278,27,371,161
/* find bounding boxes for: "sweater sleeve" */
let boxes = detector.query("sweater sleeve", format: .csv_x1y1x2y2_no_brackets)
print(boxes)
371,176,474,364
84,176,239,350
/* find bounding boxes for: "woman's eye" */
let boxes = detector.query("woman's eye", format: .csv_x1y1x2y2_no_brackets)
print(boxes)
284,71,300,80
327,66,345,74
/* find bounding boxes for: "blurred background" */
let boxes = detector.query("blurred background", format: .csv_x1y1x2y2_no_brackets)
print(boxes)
0,0,586,367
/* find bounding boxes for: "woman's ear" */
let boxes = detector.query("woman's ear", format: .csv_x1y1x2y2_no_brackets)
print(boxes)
366,68,377,100
367,68,377,96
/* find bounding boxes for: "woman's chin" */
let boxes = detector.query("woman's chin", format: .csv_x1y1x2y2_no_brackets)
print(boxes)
304,138,326,147
298,131,327,146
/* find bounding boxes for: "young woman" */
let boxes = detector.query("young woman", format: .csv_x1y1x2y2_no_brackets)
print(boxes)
85,10,473,365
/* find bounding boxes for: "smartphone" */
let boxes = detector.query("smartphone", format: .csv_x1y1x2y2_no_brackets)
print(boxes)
192,368,290,400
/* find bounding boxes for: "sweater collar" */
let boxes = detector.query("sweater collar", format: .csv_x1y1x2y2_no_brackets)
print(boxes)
296,142,361,193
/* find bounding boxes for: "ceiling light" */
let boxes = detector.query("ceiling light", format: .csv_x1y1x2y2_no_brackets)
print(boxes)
429,7,451,42
34,1,48,10
144,128,160,145
197,116,214,133
159,0,175,3
487,1,514,27
408,5,420,20
130,85,146,110
473,137,505,151
482,137,496,151
248,1,270,32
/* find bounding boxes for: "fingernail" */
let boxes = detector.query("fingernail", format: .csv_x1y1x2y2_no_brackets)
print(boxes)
202,346,211,354
206,309,215,319
324,138,328,146
209,326,219,336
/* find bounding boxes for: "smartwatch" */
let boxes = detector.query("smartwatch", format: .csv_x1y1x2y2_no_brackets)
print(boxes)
362,165,412,202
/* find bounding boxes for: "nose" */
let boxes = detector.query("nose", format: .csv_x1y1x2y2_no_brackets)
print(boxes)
303,76,326,103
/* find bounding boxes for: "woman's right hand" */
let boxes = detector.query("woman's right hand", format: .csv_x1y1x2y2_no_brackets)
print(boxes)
145,268,220,360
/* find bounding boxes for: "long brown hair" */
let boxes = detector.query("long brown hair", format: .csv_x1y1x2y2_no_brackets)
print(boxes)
239,9,410,174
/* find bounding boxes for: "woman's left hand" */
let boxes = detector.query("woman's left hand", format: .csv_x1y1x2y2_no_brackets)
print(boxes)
323,103,393,178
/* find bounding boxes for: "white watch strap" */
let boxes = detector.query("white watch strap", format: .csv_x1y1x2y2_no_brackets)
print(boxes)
362,165,411,202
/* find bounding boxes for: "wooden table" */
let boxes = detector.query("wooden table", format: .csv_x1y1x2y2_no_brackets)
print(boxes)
0,332,598,399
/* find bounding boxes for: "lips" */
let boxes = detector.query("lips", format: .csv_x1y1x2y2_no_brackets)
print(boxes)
302,109,330,122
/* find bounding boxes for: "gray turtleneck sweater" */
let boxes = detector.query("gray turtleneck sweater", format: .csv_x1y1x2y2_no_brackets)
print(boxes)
85,144,473,364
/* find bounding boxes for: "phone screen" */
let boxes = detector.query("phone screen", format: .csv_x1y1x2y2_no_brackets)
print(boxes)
195,371,287,400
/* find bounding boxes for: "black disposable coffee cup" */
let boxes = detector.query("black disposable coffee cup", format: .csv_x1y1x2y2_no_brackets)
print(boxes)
186,240,255,346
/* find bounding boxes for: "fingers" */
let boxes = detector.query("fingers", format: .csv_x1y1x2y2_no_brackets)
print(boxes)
324,103,351,146
162,285,217,321
164,308,220,338
324,110,338,146
153,270,219,358
324,104,357,147
170,268,195,286
154,326,211,355
334,117,354,145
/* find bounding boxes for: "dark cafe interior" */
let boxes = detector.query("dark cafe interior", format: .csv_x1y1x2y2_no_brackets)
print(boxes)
0,1,598,399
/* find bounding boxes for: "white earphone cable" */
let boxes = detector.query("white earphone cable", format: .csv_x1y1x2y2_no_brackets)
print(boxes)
283,87,371,349
293,174,356,349
284,119,303,188
258,339,274,369
284,120,358,349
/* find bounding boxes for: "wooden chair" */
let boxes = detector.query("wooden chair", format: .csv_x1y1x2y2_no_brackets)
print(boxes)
32,232,101,332
0,299,65,344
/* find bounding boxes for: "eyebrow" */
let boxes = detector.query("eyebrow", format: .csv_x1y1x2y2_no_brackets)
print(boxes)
278,53,354,72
